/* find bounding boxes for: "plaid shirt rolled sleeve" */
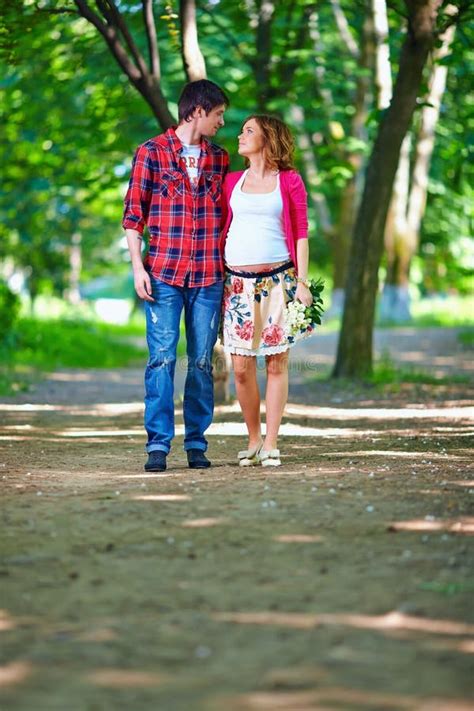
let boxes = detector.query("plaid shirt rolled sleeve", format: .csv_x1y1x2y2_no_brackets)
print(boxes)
122,145,154,235
122,127,229,288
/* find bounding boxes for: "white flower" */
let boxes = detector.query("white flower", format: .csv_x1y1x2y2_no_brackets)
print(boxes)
284,300,312,336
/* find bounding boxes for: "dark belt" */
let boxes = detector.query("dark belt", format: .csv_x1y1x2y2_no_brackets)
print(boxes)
225,260,294,278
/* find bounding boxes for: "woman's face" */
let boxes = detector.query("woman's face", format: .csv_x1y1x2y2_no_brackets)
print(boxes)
238,119,265,158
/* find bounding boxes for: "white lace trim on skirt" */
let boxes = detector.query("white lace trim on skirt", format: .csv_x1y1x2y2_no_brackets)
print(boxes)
222,330,312,357
223,343,290,356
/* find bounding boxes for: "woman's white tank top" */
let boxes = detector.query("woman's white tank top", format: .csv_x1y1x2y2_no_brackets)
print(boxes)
224,170,290,265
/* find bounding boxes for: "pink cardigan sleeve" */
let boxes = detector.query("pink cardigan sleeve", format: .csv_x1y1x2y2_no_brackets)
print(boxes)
220,171,243,236
288,171,309,240
220,174,229,232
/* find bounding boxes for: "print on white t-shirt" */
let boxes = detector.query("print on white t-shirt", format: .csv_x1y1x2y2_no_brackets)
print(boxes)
181,143,201,186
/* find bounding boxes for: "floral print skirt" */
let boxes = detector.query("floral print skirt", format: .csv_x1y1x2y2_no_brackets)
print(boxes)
220,261,315,357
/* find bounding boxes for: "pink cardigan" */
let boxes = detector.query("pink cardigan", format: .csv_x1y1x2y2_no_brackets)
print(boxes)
221,169,308,272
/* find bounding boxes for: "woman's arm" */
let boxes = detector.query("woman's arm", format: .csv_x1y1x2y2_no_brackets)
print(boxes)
288,172,309,240
295,238,313,306
288,172,312,306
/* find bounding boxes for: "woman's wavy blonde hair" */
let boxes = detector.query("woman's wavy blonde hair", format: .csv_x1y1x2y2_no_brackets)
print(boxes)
242,114,295,171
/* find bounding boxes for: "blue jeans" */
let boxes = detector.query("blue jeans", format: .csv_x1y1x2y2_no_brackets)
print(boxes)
144,277,223,454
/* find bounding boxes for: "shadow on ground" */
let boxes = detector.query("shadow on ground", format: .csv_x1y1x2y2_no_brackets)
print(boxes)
1,327,473,710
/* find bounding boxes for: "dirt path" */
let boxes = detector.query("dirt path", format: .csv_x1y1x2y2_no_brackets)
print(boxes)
3,326,472,407
1,328,473,710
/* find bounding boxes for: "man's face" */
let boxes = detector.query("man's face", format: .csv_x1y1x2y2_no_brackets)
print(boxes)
196,104,226,137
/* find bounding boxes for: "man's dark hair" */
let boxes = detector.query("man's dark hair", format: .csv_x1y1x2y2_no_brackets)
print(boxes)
178,79,229,123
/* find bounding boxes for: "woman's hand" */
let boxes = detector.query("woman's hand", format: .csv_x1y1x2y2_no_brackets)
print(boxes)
296,282,313,307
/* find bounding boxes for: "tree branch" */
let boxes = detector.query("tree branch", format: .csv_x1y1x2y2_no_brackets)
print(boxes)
70,0,174,127
97,0,149,78
73,0,141,81
180,0,206,81
142,0,160,79
435,2,466,34
199,7,250,64
330,0,359,58
34,3,78,14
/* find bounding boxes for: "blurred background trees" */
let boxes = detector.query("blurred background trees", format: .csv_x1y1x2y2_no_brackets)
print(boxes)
0,0,472,377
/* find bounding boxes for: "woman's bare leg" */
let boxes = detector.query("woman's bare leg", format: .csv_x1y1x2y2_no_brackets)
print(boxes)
232,354,262,448
263,351,289,450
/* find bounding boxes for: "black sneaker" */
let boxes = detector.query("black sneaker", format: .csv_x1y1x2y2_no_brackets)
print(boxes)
187,449,211,469
144,451,167,472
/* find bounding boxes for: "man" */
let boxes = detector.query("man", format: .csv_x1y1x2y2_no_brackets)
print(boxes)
123,80,229,472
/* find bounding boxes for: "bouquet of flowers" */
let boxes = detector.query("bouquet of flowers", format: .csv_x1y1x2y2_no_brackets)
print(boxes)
285,278,325,338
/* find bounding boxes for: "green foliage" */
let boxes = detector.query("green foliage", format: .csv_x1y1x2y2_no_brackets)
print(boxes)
419,580,474,596
369,353,470,387
305,278,325,326
0,0,471,312
0,317,147,395
0,5,155,298
409,294,474,327
458,329,474,347
13,318,147,369
418,42,474,295
0,281,20,341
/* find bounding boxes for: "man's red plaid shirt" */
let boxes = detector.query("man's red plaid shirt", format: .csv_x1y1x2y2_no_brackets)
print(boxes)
123,127,229,287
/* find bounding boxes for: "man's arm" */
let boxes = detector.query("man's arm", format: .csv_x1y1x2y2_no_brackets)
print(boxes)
123,144,155,302
126,229,154,302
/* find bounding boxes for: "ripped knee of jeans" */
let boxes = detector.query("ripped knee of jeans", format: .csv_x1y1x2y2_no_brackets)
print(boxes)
147,351,176,370
191,354,212,372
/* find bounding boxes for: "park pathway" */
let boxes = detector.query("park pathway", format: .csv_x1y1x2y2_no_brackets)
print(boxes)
1,326,473,710
2,326,472,407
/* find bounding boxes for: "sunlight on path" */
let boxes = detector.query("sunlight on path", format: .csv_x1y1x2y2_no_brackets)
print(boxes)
212,610,474,636
2,402,473,420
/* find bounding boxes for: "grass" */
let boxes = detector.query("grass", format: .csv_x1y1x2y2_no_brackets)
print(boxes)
409,294,474,327
0,312,194,396
3,290,471,398
0,317,148,396
458,329,474,347
306,354,471,393
319,294,474,331
377,293,474,328
419,581,474,596
368,356,470,387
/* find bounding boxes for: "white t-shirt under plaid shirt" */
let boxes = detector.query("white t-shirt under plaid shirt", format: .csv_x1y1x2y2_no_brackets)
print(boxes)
181,143,201,187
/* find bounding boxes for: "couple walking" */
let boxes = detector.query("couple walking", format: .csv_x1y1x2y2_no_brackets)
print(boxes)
123,80,315,472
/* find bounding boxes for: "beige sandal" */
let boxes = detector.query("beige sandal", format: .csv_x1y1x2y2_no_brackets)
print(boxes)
238,440,263,467
258,449,281,467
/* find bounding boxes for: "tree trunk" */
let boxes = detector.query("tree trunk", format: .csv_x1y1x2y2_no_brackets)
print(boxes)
330,0,359,58
65,231,82,306
406,13,456,248
333,0,441,378
381,5,456,321
290,105,333,239
378,0,411,323
380,134,412,321
252,0,275,111
180,0,206,81
308,9,335,120
330,7,374,315
372,0,392,109
134,76,175,129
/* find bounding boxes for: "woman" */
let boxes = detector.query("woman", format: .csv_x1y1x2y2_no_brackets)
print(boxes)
221,114,314,467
